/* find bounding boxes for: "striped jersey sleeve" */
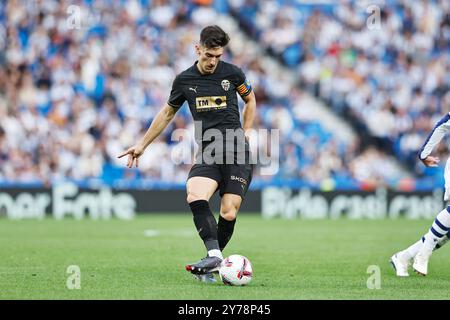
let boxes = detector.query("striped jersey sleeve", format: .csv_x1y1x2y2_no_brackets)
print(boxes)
235,68,252,98
419,112,450,160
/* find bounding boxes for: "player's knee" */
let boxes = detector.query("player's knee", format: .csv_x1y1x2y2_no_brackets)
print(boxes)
220,206,238,221
186,192,207,204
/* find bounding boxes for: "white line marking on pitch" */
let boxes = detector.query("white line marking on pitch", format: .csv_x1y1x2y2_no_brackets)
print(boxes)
143,229,161,237
143,228,196,238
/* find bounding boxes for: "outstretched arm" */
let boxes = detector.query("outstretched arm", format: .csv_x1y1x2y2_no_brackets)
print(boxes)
419,113,450,167
118,103,177,168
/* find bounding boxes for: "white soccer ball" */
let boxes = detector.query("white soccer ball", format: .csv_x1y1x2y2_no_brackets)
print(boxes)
219,254,253,286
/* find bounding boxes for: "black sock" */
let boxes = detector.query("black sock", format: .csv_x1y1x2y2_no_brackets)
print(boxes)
189,200,219,252
218,215,236,251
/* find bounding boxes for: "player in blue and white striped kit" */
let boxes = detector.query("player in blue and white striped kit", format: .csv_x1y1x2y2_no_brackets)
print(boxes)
391,113,450,276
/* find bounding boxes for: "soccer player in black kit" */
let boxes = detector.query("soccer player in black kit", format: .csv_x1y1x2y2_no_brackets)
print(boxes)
119,25,256,282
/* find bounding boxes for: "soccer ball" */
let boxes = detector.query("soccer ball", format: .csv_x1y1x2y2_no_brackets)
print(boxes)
219,255,253,286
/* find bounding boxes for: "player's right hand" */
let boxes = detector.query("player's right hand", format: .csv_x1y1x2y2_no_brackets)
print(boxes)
118,144,145,168
421,156,440,167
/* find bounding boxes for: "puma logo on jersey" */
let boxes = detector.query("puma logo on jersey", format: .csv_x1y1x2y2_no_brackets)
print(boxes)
189,86,197,94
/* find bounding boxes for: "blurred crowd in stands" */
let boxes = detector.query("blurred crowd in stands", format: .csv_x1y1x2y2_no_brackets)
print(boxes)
1,0,446,190
231,0,450,188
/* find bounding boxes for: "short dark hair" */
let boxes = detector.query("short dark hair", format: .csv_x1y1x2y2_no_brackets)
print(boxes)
199,25,230,48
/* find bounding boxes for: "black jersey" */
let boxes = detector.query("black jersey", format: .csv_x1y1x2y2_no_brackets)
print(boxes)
167,60,252,135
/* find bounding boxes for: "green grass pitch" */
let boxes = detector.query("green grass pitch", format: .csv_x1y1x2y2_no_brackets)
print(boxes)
0,214,449,299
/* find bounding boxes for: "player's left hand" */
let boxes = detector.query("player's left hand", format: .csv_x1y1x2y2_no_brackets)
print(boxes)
244,129,252,144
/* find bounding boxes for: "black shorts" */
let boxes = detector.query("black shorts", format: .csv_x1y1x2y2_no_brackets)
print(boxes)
188,162,254,199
